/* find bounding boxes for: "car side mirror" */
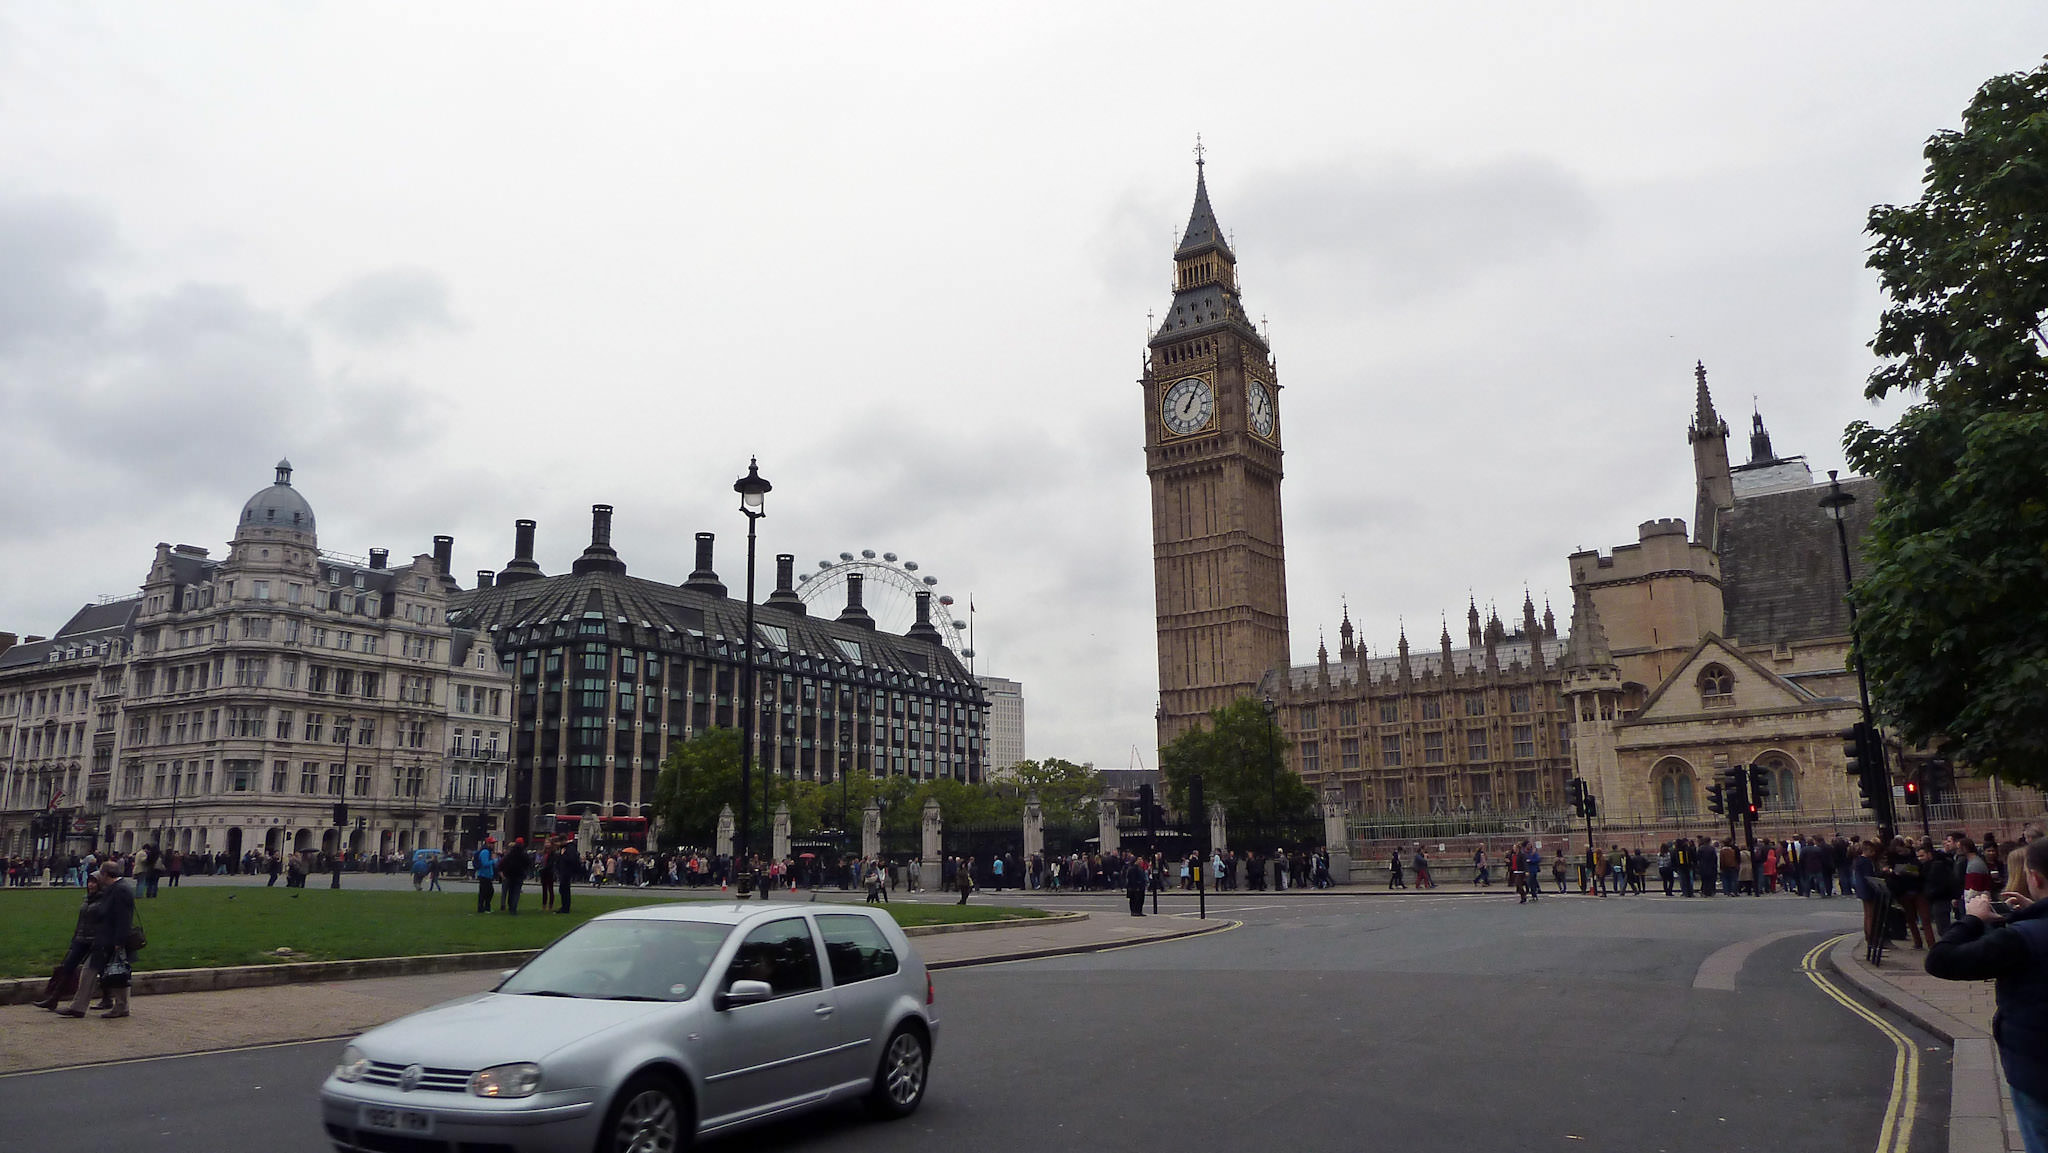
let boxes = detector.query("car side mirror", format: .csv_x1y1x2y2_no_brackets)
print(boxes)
715,979,774,1011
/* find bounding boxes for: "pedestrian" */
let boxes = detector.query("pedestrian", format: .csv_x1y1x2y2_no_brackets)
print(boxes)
267,852,281,887
1388,847,1405,889
1852,839,1887,961
1413,845,1433,889
1125,852,1148,916
1551,847,1567,894
474,838,497,914
57,862,135,1019
1927,836,2048,1152
1523,842,1542,903
32,877,106,1011
538,842,555,910
957,857,976,905
555,837,579,914
501,839,529,914
1473,845,1491,887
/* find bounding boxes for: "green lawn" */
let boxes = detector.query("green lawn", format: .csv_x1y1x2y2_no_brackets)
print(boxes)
0,887,1045,979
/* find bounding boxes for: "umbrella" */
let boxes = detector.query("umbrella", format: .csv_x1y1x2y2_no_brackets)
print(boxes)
619,847,640,854
798,852,817,859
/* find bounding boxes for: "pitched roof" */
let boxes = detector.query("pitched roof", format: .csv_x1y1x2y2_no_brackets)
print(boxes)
1720,475,1878,647
449,569,977,688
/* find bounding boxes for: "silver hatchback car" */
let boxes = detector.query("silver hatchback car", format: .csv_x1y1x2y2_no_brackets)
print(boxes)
320,903,938,1152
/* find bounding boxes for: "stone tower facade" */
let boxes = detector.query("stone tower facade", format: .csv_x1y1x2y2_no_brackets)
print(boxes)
1143,159,1290,750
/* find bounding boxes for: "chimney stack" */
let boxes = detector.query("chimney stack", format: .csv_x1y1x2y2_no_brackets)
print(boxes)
837,572,877,631
682,532,726,596
496,519,545,585
476,570,495,589
368,548,389,570
764,553,807,615
571,504,626,576
906,588,943,645
432,535,460,590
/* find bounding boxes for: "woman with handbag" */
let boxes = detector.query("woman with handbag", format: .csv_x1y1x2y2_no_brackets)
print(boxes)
57,862,136,1019
32,875,107,1010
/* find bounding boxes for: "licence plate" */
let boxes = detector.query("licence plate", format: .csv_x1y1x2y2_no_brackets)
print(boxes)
359,1105,435,1136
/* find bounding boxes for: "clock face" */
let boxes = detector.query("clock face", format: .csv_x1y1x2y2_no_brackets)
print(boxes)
1162,376,1214,436
1247,381,1276,439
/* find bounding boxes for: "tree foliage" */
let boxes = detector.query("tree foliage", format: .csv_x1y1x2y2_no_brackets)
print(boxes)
1845,59,2048,785
650,728,743,846
655,733,1109,847
1158,696,1315,823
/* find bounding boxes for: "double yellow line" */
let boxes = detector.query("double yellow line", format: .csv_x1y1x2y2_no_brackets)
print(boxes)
1801,933,1918,1153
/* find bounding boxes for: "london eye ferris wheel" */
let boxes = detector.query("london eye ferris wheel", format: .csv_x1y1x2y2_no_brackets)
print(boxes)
795,550,973,663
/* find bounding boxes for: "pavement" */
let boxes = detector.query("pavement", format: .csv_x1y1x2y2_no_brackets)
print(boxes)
0,905,1230,1077
1828,933,2022,1153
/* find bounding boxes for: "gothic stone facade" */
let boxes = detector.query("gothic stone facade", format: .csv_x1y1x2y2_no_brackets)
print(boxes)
1144,161,1291,750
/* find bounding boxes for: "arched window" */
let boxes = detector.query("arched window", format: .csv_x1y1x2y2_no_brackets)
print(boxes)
1698,664,1734,706
1754,754,1799,810
1654,759,1697,816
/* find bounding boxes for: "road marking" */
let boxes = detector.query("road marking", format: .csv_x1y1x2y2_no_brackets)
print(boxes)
949,920,1244,969
1693,929,1819,990
0,1034,351,1079
1801,934,1917,1153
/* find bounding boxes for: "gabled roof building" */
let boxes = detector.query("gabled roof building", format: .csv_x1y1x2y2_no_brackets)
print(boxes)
448,506,987,845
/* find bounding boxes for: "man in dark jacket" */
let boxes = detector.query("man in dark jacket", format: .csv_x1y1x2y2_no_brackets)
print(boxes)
1927,836,2048,1152
500,839,530,915
554,837,579,915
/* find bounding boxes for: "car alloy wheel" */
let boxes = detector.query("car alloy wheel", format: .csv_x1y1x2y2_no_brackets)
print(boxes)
868,1026,928,1117
606,1076,686,1153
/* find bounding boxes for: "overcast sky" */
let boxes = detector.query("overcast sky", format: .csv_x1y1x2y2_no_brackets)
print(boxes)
1,5,2040,769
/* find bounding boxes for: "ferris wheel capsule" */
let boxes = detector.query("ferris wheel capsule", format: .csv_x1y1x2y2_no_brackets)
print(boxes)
861,549,876,559
883,552,898,562
903,561,919,571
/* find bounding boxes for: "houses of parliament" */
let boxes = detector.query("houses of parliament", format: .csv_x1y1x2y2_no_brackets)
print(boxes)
1143,160,2020,828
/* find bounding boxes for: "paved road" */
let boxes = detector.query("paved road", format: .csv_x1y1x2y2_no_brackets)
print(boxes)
0,891,1944,1153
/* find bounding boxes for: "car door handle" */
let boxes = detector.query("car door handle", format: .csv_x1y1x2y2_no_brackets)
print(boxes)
813,1005,834,1018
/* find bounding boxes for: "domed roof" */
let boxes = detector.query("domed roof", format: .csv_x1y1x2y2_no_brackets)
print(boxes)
238,458,316,535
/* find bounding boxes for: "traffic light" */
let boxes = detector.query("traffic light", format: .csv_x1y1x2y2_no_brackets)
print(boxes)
1840,722,1889,814
1747,763,1769,815
1922,759,1948,807
1707,782,1727,816
1721,766,1749,815
1583,791,1598,819
1568,778,1586,817
1902,774,1922,806
1137,783,1158,829
1841,723,1873,780
333,802,348,827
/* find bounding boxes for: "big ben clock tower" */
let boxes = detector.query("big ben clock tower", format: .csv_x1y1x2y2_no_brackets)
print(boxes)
1144,153,1291,750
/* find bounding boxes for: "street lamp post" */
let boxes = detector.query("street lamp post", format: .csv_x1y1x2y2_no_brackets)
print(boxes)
734,459,772,898
1819,470,1895,842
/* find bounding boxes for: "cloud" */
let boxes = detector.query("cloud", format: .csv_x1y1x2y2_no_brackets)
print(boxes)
311,266,460,344
0,195,448,609
1238,154,1601,308
0,196,115,354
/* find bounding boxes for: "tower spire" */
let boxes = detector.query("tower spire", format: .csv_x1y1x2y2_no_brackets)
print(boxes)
1749,400,1776,464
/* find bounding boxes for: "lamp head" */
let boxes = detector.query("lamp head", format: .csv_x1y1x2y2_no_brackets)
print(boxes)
1818,468,1856,523
735,458,772,518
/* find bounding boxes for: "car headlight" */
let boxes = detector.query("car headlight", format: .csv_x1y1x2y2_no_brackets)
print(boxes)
469,1063,543,1098
334,1045,369,1083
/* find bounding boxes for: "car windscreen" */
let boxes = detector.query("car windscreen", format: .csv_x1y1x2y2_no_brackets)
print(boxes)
499,919,733,1001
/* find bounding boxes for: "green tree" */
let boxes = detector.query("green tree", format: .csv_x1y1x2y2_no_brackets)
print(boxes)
1845,59,2048,785
1005,757,1104,822
1158,696,1315,823
650,728,743,846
